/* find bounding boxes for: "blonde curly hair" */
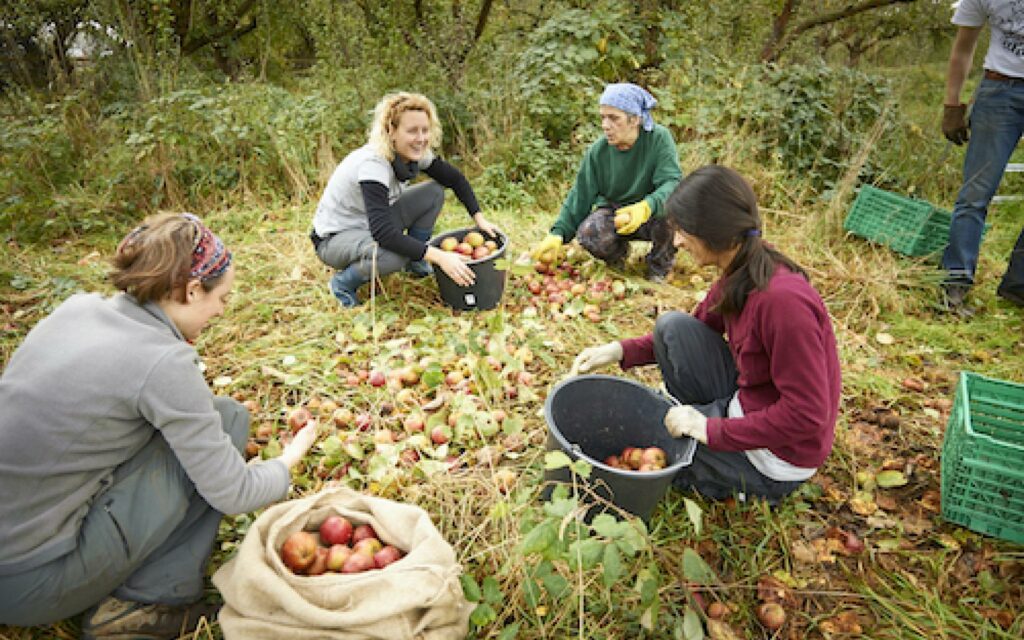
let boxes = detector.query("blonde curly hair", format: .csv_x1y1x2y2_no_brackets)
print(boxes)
368,92,443,161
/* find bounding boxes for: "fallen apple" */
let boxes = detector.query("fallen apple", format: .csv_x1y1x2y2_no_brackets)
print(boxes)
287,407,312,433
368,370,386,387
280,530,318,573
319,515,353,546
757,603,786,630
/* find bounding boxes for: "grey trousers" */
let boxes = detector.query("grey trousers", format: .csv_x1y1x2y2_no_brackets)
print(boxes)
652,311,804,503
315,181,445,279
0,397,248,626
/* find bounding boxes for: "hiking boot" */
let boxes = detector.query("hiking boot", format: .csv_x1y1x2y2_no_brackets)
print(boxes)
329,265,366,308
938,283,974,318
81,596,220,640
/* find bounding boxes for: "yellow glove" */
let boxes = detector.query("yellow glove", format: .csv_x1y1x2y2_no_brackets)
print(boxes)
531,234,563,264
615,200,652,235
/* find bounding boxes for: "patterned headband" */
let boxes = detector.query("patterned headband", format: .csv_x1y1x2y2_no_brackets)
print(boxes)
116,213,232,282
181,213,232,281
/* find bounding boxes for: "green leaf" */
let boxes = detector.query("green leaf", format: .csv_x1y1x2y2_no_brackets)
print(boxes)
520,520,558,555
459,574,482,602
591,513,622,538
602,544,623,587
569,538,604,570
684,498,703,535
540,570,569,599
570,458,592,478
469,602,497,627
876,470,908,488
497,623,522,640
421,364,444,389
482,576,503,604
682,605,704,640
681,548,716,585
543,495,577,518
543,450,573,470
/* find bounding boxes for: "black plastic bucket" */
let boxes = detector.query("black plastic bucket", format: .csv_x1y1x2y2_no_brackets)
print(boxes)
429,228,508,311
543,374,696,521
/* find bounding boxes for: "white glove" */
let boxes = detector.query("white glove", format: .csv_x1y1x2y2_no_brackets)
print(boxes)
664,406,708,443
571,342,623,375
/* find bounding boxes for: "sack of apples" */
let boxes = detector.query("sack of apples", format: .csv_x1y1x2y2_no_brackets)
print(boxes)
212,486,471,640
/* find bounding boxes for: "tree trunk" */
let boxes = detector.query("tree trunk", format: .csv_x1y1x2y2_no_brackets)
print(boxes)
761,0,799,62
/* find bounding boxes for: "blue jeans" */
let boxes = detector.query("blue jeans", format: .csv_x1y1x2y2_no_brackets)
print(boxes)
942,76,1024,294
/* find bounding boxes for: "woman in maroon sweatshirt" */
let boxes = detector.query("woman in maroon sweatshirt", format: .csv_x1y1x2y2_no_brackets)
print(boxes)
572,165,841,502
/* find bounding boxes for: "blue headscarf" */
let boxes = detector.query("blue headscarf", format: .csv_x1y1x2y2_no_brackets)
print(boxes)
599,83,657,131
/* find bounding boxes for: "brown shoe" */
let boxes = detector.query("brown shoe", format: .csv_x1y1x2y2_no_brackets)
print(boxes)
81,596,219,640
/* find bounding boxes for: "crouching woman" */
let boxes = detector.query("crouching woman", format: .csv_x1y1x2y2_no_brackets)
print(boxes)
572,166,841,503
0,213,317,638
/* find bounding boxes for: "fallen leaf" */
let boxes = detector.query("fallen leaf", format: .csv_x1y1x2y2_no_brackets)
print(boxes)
875,493,898,511
820,611,864,635
791,540,817,565
901,376,926,392
876,470,908,488
875,332,895,345
849,491,878,516
756,574,798,606
918,490,941,513
707,619,743,640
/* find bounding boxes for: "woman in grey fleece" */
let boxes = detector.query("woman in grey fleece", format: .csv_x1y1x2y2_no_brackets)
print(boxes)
0,213,318,639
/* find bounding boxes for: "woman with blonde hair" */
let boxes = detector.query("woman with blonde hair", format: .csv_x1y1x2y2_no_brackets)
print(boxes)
311,92,498,306
0,213,318,638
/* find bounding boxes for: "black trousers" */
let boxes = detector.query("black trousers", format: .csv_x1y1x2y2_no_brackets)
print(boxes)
652,311,804,503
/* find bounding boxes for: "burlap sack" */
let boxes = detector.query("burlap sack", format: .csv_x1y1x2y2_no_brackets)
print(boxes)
212,486,471,640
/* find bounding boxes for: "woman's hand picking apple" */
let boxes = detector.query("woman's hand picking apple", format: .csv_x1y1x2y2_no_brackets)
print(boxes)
472,212,499,239
280,420,318,468
664,406,708,443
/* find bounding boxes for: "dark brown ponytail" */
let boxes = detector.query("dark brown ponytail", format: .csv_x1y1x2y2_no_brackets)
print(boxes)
665,165,807,316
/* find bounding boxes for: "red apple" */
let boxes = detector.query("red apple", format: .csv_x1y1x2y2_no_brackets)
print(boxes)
355,412,373,431
471,245,490,260
373,544,404,569
403,414,425,433
332,407,353,428
280,531,318,573
604,455,621,468
455,242,473,256
325,544,353,572
351,523,378,545
430,425,450,445
287,407,311,433
306,546,329,576
341,550,375,573
440,237,459,252
368,370,386,387
622,447,643,470
527,280,543,295
319,515,353,546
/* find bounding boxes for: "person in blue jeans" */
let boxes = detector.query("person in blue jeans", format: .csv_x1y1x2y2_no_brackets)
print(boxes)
940,0,1024,315
0,213,318,639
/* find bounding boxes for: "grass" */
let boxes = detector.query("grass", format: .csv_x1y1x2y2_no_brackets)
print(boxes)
2,87,1024,640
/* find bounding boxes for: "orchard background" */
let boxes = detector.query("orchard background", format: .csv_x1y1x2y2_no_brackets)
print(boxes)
1,1,1022,638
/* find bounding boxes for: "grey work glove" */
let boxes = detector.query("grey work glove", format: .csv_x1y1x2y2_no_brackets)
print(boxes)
664,405,708,444
570,341,623,375
942,104,969,145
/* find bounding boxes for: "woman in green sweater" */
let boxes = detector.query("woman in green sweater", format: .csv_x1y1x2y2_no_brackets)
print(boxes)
531,83,683,282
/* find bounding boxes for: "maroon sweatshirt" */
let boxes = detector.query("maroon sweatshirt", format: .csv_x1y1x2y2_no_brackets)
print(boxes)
619,267,841,468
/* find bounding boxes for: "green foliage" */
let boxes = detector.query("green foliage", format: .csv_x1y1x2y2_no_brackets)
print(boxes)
513,7,643,141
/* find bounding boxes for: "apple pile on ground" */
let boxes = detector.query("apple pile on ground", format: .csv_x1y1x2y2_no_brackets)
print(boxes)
280,515,405,575
519,252,627,322
438,230,499,261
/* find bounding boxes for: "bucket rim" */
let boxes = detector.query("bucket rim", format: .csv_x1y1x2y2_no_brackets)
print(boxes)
544,374,696,478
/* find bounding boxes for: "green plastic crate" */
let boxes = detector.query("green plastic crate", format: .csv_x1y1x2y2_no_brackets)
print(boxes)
941,372,1024,544
844,185,952,257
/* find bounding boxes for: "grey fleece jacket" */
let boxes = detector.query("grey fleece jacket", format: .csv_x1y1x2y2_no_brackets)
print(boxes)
0,293,290,575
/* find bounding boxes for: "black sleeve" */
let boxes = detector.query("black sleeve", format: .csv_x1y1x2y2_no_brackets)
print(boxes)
423,157,481,216
360,180,427,260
